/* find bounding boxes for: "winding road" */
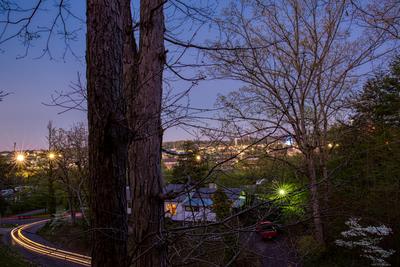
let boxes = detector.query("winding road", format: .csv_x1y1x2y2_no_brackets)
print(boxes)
0,212,90,267
3,213,299,266
10,219,91,266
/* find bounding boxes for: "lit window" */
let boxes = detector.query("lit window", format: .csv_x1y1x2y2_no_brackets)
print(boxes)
166,203,177,215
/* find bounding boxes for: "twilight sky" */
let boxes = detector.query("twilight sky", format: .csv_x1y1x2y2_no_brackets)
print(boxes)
0,1,237,151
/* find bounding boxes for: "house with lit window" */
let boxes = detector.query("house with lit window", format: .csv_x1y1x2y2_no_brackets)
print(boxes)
164,183,246,222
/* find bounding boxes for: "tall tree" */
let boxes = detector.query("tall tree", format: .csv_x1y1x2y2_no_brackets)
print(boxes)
124,0,166,265
208,0,386,244
353,56,400,127
87,0,128,266
52,123,89,225
212,188,231,221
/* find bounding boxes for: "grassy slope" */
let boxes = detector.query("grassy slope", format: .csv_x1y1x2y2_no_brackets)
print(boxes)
0,236,35,267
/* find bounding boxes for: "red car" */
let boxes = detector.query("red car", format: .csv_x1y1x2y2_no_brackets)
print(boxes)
256,221,278,239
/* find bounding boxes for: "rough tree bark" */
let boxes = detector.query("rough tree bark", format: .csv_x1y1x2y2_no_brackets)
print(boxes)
126,0,166,266
305,152,324,244
87,0,128,266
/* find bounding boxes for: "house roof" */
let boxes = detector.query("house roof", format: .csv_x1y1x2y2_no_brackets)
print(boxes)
191,187,242,201
164,183,191,202
164,184,245,208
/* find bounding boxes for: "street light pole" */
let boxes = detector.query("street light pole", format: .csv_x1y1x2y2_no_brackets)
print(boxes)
48,152,56,218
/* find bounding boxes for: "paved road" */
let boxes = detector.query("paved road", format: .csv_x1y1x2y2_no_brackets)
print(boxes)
1,214,89,267
253,233,300,267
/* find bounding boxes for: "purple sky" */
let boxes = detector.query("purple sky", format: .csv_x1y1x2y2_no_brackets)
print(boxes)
0,1,237,151
0,48,235,151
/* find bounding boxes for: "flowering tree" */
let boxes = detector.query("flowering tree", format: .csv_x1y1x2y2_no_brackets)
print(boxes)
335,217,395,266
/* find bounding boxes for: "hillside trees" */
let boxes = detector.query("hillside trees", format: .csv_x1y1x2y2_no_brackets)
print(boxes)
212,188,231,221
327,56,400,265
353,56,400,127
171,141,208,184
52,123,88,225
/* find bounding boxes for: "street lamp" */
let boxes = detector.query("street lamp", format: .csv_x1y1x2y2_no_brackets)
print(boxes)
15,153,25,163
195,155,201,162
48,152,56,160
278,188,287,197
47,151,57,217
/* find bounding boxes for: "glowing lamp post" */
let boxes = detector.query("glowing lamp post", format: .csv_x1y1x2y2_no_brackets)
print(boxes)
47,151,57,217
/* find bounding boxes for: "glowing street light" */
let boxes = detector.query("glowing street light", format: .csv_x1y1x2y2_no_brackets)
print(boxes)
48,152,56,160
195,155,201,162
278,188,287,197
15,153,25,163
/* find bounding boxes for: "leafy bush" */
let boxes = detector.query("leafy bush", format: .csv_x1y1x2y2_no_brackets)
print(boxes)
297,235,326,262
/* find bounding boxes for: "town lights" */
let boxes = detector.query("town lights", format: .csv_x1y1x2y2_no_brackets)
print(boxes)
328,143,339,149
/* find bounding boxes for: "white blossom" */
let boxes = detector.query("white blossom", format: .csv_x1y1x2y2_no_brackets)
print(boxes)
335,217,395,266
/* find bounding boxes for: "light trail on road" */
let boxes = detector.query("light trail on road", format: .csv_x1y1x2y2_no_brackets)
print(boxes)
11,219,91,266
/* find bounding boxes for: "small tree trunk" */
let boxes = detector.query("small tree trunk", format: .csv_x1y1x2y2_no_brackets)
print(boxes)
67,190,76,225
48,165,56,218
306,153,325,244
87,0,128,266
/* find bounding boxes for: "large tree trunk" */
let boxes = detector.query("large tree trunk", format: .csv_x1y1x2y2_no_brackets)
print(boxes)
87,0,128,266
127,0,166,266
306,153,325,244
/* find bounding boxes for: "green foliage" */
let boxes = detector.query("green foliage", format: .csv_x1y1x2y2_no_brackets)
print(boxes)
0,155,16,187
217,156,302,189
297,235,326,260
216,171,256,188
0,195,8,216
354,56,400,127
8,189,47,214
212,188,232,221
325,56,400,266
0,237,35,266
38,218,90,255
268,181,306,222
171,141,208,183
162,167,174,183
256,156,301,182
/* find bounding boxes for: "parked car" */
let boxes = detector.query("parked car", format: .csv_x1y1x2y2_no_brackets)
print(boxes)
256,221,279,239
